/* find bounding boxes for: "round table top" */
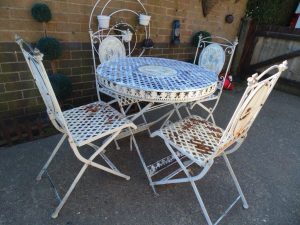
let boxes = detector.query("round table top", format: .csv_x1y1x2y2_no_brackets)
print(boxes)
97,57,217,103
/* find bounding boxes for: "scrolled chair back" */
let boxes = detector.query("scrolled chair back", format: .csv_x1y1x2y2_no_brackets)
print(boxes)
215,61,288,156
15,35,67,133
194,35,238,81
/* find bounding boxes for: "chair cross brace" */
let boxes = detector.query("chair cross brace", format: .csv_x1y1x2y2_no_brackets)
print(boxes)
36,130,130,218
150,142,248,225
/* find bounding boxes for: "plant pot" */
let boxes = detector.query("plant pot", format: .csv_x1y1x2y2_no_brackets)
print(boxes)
139,14,151,26
142,38,154,49
97,15,110,29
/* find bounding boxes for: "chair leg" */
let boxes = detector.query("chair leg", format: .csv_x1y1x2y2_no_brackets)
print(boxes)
36,134,67,181
114,139,120,150
173,104,183,120
222,153,249,209
164,143,213,225
87,143,121,173
206,112,216,125
51,163,88,218
192,101,216,124
190,180,213,225
137,102,151,136
52,132,130,218
129,129,158,195
185,105,192,116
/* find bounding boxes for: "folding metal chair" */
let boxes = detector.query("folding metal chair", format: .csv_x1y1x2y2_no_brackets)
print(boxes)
88,0,147,109
15,35,136,218
190,35,238,124
150,61,287,224
88,1,157,143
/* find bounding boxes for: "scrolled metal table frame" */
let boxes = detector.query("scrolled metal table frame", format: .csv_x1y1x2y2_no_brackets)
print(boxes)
97,57,218,190
97,57,217,104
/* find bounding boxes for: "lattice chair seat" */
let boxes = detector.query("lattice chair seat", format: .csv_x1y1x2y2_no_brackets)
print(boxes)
159,115,223,165
63,102,133,147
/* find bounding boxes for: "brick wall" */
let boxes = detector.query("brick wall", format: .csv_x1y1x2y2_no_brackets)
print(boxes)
0,0,247,144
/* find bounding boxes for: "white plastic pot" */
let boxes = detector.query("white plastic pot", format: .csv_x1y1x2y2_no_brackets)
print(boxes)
97,15,110,29
139,14,151,26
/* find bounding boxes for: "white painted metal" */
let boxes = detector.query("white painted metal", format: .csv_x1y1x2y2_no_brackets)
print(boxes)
89,0,152,140
198,43,226,75
149,61,287,224
98,36,126,63
88,0,154,154
97,57,218,103
192,35,238,123
16,35,136,218
97,56,218,192
89,0,150,68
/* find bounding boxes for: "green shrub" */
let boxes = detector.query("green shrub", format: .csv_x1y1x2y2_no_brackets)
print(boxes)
36,37,62,60
49,73,72,101
31,3,52,23
246,0,299,25
193,31,211,47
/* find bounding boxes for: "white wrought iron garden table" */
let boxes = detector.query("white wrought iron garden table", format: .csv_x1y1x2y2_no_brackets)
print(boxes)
96,56,218,194
97,57,217,104
96,56,218,143
96,56,218,137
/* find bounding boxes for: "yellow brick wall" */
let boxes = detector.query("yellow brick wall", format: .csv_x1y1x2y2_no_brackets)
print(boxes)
0,0,247,43
0,0,248,145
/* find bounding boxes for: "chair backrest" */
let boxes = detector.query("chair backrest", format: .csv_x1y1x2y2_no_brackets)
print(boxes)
15,35,67,133
90,29,131,65
194,35,238,81
198,43,225,75
98,35,127,63
215,61,288,156
88,0,151,102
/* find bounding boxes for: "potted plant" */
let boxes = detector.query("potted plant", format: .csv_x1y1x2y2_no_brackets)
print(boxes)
31,3,72,101
193,31,212,47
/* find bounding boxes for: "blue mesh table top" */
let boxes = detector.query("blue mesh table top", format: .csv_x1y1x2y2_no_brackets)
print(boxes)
97,57,218,103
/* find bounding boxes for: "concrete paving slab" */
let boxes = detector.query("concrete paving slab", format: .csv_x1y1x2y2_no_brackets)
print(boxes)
0,89,299,225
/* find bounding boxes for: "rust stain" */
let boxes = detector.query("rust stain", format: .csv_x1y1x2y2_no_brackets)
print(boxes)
240,107,251,120
190,138,213,154
84,104,100,113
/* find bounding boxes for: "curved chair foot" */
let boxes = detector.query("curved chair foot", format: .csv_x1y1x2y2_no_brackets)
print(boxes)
51,212,58,219
36,174,43,181
154,192,160,197
243,203,249,209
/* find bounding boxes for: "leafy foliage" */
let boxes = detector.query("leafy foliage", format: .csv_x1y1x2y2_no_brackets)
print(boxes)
49,73,72,101
193,31,211,47
246,0,299,25
31,3,52,23
36,37,62,60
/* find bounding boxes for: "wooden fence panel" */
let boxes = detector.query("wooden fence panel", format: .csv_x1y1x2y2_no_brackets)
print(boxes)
250,37,300,82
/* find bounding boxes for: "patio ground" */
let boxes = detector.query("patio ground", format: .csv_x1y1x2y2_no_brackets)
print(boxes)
0,87,299,225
